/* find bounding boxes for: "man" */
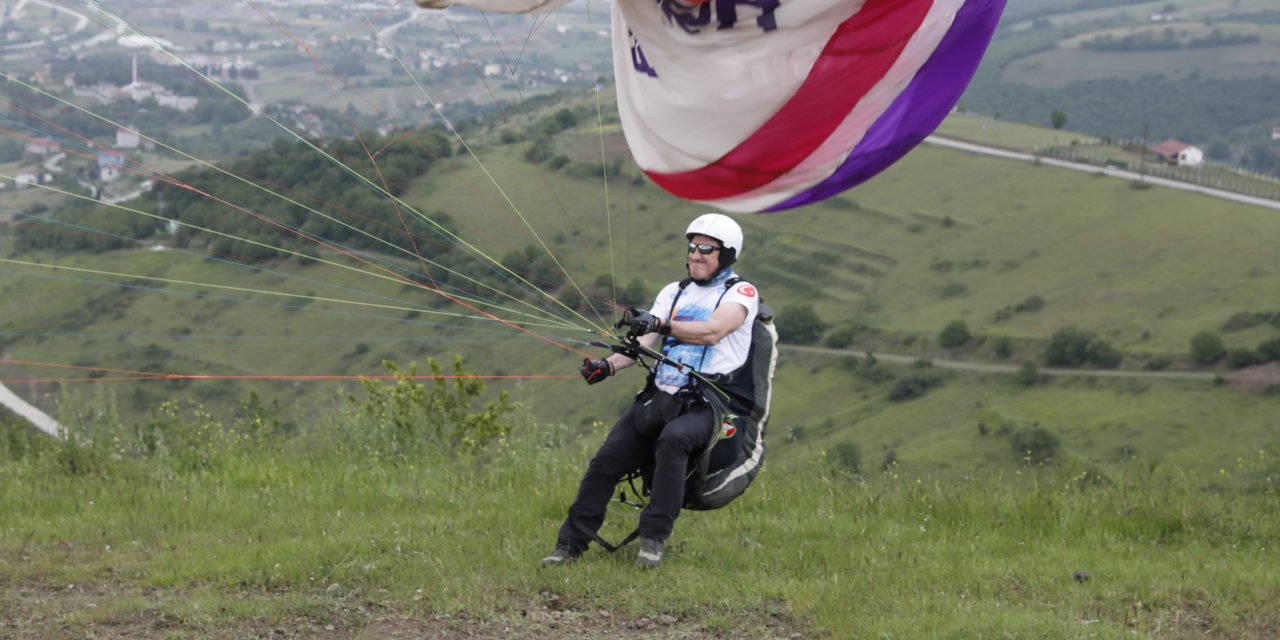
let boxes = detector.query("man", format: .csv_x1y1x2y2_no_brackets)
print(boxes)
542,213,760,569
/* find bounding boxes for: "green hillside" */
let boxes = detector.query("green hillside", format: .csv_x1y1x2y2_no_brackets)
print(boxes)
3,96,1279,482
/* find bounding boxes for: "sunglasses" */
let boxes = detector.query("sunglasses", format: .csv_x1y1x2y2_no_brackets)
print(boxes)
687,242,722,255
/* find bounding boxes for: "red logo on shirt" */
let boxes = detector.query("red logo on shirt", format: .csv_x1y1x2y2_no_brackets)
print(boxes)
738,284,757,298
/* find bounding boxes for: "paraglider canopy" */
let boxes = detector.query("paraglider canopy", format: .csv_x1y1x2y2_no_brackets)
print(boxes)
415,0,1006,213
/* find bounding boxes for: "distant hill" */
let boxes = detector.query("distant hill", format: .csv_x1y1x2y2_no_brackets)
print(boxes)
960,0,1280,175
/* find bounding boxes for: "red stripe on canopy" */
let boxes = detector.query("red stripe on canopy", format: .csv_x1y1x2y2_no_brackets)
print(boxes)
645,0,935,200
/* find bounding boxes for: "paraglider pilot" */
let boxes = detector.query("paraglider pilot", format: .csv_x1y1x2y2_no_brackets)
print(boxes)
542,213,760,569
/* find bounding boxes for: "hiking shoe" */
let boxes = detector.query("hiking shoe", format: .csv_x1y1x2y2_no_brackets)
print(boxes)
540,546,581,568
637,537,664,569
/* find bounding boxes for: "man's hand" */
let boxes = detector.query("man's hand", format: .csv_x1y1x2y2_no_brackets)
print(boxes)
579,358,613,384
617,307,663,336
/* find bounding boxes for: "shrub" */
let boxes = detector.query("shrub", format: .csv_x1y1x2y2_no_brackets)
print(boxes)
888,369,946,402
1086,340,1123,368
351,357,515,457
778,304,827,345
1228,348,1258,369
939,320,972,349
1222,311,1276,332
1045,326,1094,367
1142,355,1172,371
829,441,862,474
1016,361,1041,387
1190,331,1226,365
1256,337,1280,363
1015,295,1046,313
1012,426,1060,463
882,449,898,470
994,336,1014,359
825,327,856,349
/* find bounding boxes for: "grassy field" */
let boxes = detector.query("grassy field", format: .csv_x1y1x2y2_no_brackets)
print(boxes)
4,93,1280,638
3,103,1280,438
1,393,1278,639
998,0,1280,88
935,113,1100,151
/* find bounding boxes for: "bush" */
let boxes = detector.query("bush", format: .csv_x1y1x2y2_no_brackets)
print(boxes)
1045,327,1094,367
1222,311,1276,332
1229,348,1258,369
939,320,972,349
1086,340,1123,368
1016,361,1042,387
994,336,1014,359
1015,295,1046,313
1011,426,1060,463
888,369,946,402
778,304,827,345
829,441,862,474
1142,355,1172,371
351,357,515,457
1044,327,1123,368
825,326,856,349
1256,337,1280,363
1190,331,1226,365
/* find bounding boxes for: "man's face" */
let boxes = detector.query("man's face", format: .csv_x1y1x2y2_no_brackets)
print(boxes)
687,233,722,282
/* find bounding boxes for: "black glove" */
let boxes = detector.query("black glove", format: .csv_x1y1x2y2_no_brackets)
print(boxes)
617,307,663,336
579,358,613,385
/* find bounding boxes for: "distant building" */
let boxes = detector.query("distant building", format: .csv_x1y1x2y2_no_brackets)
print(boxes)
1151,140,1204,167
483,63,503,77
98,151,125,183
24,137,59,157
116,127,141,149
15,171,38,189
1272,126,1280,142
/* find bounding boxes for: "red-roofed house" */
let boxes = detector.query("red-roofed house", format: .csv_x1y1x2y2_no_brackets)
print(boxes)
24,137,59,157
1272,126,1280,141
1150,140,1203,167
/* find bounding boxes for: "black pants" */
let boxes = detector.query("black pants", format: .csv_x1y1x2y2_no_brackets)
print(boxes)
557,400,716,552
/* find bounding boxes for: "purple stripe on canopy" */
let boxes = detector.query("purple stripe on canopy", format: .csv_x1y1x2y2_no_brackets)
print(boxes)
764,0,1007,212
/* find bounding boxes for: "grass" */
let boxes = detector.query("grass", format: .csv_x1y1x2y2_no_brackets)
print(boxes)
1,391,1278,638
936,113,1101,151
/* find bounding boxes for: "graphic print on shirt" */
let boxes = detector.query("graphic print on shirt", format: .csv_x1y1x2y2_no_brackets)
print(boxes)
656,303,715,391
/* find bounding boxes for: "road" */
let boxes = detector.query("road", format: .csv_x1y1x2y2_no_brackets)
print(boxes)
783,345,1218,381
924,136,1280,212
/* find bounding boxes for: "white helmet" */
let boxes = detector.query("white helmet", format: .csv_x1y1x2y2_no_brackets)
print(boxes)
685,213,743,266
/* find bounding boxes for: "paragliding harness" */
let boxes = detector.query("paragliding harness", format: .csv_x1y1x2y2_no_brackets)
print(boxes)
585,277,778,553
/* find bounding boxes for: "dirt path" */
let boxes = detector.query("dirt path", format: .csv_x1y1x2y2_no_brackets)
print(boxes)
783,344,1220,381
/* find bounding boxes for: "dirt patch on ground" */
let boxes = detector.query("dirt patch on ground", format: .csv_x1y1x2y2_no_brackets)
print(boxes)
1,583,810,639
1227,362,1280,394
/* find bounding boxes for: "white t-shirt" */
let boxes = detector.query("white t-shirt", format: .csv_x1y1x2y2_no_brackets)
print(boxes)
649,272,760,394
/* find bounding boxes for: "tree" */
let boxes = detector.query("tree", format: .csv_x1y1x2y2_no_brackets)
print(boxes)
778,304,826,345
1190,331,1226,365
939,319,971,349
1050,108,1067,130
1206,137,1231,161
1045,326,1093,367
